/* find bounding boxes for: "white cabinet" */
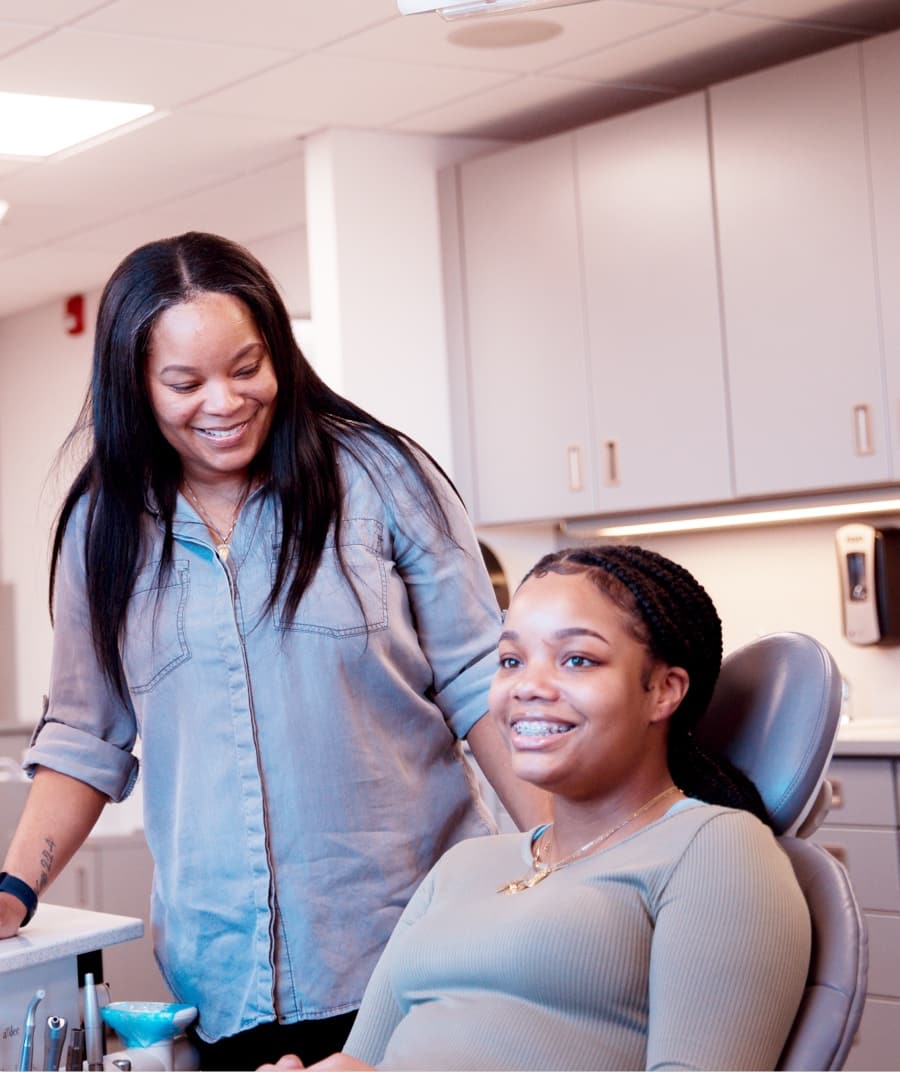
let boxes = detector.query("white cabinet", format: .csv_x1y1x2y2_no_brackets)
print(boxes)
453,37,900,526
812,756,900,1071
458,133,597,525
577,93,732,512
863,30,900,477
710,44,890,498
456,97,733,526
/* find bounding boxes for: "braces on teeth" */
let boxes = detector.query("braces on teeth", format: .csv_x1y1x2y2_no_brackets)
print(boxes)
515,721,571,736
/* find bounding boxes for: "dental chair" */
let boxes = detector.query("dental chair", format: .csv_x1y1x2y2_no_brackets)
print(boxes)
696,631,868,1072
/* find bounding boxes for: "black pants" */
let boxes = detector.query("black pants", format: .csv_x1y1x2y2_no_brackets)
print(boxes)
190,1011,358,1071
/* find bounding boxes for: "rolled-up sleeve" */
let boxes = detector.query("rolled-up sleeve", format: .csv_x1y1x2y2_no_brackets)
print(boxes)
23,508,139,802
387,453,501,740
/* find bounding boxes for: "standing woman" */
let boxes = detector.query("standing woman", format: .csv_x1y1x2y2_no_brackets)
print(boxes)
0,232,546,1069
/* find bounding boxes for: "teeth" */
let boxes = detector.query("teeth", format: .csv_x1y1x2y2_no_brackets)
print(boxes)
513,720,572,737
198,424,245,439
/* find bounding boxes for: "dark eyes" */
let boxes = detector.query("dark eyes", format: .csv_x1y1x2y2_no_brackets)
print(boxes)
498,653,598,670
564,655,597,669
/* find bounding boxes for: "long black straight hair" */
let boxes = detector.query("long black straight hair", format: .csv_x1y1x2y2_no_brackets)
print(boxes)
50,231,455,701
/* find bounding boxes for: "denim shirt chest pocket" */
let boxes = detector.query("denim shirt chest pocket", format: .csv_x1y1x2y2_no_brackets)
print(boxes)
272,517,388,636
122,558,192,694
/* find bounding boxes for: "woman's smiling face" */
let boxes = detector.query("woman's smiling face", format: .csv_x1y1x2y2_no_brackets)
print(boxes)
489,570,682,801
145,291,278,488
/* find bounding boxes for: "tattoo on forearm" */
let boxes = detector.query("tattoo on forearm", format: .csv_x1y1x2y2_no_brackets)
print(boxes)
37,838,56,893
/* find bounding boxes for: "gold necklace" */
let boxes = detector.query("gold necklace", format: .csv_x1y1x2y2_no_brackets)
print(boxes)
497,785,681,896
183,479,250,562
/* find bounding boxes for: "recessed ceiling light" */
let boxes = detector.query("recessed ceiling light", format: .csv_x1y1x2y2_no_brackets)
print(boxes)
0,91,155,158
448,16,562,47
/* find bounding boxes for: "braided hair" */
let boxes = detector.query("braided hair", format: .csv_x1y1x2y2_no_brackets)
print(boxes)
523,544,769,823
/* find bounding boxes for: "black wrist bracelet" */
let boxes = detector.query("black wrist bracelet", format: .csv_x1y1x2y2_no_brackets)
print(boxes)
0,871,38,927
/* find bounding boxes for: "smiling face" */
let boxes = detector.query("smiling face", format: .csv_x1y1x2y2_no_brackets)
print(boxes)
145,291,278,490
489,570,688,803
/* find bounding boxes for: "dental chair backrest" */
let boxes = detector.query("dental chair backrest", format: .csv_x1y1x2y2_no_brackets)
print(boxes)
696,631,867,1071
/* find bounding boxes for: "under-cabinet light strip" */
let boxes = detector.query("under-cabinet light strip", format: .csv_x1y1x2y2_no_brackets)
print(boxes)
563,498,900,538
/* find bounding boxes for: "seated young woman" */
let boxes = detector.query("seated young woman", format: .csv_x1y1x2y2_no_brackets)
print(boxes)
260,544,812,1072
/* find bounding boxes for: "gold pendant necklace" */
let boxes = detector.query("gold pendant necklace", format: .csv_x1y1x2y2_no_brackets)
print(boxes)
183,479,250,562
497,785,681,896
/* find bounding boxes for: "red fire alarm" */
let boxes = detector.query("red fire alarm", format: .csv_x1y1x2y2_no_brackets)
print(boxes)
64,294,85,336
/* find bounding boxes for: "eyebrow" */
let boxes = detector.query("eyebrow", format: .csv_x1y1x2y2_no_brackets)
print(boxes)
499,627,610,644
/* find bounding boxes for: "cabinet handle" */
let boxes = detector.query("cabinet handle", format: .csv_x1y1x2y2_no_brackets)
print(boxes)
822,844,848,867
852,404,874,456
77,865,88,907
567,446,583,493
828,777,843,810
604,440,620,487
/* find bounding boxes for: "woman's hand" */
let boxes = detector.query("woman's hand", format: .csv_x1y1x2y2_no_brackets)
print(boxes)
257,1054,374,1071
0,892,28,938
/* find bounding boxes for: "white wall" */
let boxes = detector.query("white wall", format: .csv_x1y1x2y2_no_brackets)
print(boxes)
247,225,311,318
0,294,97,723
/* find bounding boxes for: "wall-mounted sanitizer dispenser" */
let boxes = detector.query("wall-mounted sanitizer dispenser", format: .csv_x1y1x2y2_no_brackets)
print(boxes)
835,523,900,645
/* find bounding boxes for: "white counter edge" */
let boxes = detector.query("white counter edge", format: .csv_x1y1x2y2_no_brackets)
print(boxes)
0,902,143,973
834,722,900,757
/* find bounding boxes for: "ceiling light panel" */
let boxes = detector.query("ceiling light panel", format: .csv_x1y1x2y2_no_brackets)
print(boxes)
0,91,154,157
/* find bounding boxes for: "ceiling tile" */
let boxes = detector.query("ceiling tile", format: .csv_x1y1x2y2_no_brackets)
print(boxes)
0,27,289,106
729,0,900,31
0,22,50,53
0,1,105,23
78,0,399,51
0,157,28,179
0,112,308,249
64,154,307,259
550,10,855,89
329,0,700,74
190,52,512,128
394,72,668,138
0,242,117,318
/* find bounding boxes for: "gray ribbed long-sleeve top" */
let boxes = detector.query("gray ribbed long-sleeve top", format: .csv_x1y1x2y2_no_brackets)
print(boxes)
345,800,811,1070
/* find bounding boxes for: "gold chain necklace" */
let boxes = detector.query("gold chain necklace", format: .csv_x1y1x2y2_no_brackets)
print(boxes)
497,785,681,895
183,479,250,562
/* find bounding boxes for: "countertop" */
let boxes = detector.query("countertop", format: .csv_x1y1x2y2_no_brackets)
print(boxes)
0,903,142,974
834,721,900,757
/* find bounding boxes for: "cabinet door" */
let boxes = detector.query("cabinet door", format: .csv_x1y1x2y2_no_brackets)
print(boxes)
711,44,889,497
863,30,900,479
845,997,900,1072
459,134,597,525
577,92,732,511
44,843,98,910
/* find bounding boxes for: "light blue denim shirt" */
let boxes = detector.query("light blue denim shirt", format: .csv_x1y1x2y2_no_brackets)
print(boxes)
25,442,500,1042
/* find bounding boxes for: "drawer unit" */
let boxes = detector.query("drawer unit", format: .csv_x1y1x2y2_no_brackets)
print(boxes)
845,997,900,1072
811,826,900,911
818,754,900,1071
825,757,897,827
864,913,900,998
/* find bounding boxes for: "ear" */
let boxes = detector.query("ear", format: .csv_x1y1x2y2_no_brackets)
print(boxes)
647,665,690,724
